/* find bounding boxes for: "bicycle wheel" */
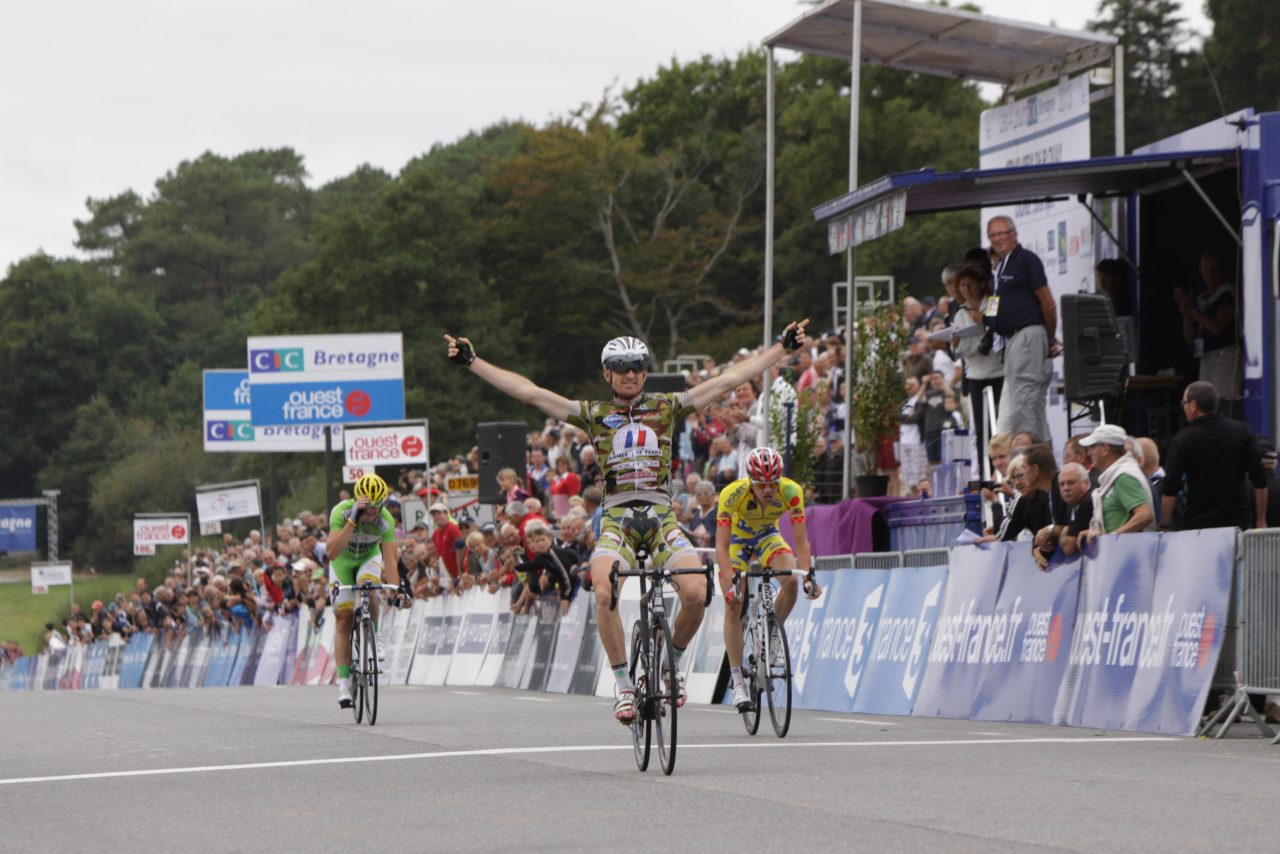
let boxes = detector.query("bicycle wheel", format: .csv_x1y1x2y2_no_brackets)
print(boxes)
350,625,364,724
652,619,678,775
740,616,761,736
361,618,379,725
764,614,792,738
628,620,651,771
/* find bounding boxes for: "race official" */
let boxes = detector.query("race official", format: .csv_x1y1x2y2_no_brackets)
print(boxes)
985,215,1060,443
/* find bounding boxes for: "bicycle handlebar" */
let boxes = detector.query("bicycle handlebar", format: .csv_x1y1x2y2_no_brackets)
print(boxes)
607,560,715,612
331,583,401,593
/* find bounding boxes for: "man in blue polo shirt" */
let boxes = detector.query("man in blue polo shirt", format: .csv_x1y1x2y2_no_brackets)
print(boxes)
985,215,1061,443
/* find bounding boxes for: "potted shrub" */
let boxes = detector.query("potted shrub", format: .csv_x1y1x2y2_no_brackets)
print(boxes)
848,301,909,497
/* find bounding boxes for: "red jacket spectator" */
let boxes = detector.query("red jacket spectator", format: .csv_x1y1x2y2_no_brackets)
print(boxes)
429,503,462,580
548,457,582,518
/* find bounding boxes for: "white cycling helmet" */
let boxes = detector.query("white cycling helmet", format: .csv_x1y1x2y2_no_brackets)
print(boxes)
600,336,652,372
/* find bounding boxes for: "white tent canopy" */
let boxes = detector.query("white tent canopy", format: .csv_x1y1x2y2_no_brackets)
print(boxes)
763,0,1115,93
756,0,1121,496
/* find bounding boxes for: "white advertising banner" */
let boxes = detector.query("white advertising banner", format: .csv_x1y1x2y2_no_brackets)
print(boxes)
133,516,190,555
195,481,262,526
245,333,405,427
343,422,428,467
31,562,72,594
979,73,1092,453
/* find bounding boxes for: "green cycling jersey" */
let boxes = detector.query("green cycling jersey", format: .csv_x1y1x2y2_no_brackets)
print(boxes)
328,499,396,570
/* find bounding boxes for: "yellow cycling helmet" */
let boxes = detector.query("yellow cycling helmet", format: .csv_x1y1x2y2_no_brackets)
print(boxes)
353,473,390,507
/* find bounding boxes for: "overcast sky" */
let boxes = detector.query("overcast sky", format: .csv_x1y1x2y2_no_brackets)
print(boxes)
0,0,1212,273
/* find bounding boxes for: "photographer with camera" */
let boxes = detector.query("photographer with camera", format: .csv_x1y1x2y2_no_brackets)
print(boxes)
954,264,1003,474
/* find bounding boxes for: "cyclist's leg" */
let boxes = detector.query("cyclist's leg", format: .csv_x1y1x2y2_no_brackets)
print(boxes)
722,544,749,669
652,506,706,651
354,555,386,658
330,560,357,700
761,535,799,621
590,508,635,672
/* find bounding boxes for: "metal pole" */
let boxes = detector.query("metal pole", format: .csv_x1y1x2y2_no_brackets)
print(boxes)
761,46,777,448
842,0,864,501
324,426,335,517
268,454,278,543
1113,45,1125,156
784,401,795,475
42,490,59,561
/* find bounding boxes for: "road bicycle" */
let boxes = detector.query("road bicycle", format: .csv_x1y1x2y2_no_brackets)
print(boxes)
332,582,400,725
736,563,816,738
608,544,713,775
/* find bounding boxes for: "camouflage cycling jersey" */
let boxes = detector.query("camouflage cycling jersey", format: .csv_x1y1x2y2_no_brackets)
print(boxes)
567,392,694,508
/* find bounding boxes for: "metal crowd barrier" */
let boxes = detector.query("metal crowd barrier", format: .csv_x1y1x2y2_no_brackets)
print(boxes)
1199,528,1280,740
901,548,950,568
852,552,902,570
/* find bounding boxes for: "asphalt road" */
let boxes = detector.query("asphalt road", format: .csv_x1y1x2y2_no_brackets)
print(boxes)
2,686,1277,852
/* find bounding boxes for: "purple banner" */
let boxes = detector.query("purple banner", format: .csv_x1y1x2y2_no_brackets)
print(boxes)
913,545,1007,718
971,547,1082,723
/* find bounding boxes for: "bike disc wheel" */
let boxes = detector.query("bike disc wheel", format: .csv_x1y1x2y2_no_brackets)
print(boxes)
628,620,651,771
653,620,678,776
764,614,793,738
351,626,364,724
362,619,379,725
740,618,761,736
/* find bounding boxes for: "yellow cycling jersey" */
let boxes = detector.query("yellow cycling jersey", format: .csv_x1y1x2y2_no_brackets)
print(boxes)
716,477,806,542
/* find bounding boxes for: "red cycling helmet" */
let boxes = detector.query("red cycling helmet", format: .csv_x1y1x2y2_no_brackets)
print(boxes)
745,447,784,484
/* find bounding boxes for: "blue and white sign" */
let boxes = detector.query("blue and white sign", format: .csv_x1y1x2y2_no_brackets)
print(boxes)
0,505,37,552
202,370,337,452
792,567,889,713
913,545,1007,719
1054,534,1159,730
1122,529,1234,735
971,547,1082,724
245,334,405,427
852,563,947,717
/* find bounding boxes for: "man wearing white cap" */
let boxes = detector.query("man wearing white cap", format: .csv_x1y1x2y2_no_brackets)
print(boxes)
1077,424,1155,547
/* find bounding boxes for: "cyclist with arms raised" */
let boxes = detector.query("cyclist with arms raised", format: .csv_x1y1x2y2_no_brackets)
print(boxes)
445,322,809,723
717,446,819,712
328,473,410,709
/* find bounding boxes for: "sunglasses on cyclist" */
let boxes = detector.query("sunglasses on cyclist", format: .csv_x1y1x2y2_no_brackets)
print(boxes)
605,357,649,374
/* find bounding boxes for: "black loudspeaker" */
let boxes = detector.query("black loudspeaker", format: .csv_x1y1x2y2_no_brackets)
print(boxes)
1062,293,1129,400
477,421,529,504
645,373,689,394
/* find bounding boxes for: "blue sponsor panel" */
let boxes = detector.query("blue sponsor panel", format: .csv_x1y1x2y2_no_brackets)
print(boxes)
1123,529,1235,735
1056,534,1160,730
0,505,37,551
913,545,1007,719
852,564,948,716
971,548,1082,724
248,379,405,426
229,627,258,686
792,568,890,713
118,633,153,689
204,370,252,410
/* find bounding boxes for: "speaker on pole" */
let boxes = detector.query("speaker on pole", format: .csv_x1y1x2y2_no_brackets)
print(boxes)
477,422,529,504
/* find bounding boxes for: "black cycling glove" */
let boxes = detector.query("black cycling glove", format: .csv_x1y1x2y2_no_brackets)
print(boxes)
450,340,476,366
782,325,802,352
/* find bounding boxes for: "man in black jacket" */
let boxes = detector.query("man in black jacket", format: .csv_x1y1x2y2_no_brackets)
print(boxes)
1161,381,1267,530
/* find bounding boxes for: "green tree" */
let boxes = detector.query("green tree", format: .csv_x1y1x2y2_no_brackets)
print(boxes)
0,255,165,497
1199,0,1280,115
1089,0,1197,151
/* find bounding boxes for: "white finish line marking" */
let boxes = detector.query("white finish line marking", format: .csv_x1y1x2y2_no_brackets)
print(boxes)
449,690,484,696
512,696,555,703
0,737,1175,787
818,717,901,727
